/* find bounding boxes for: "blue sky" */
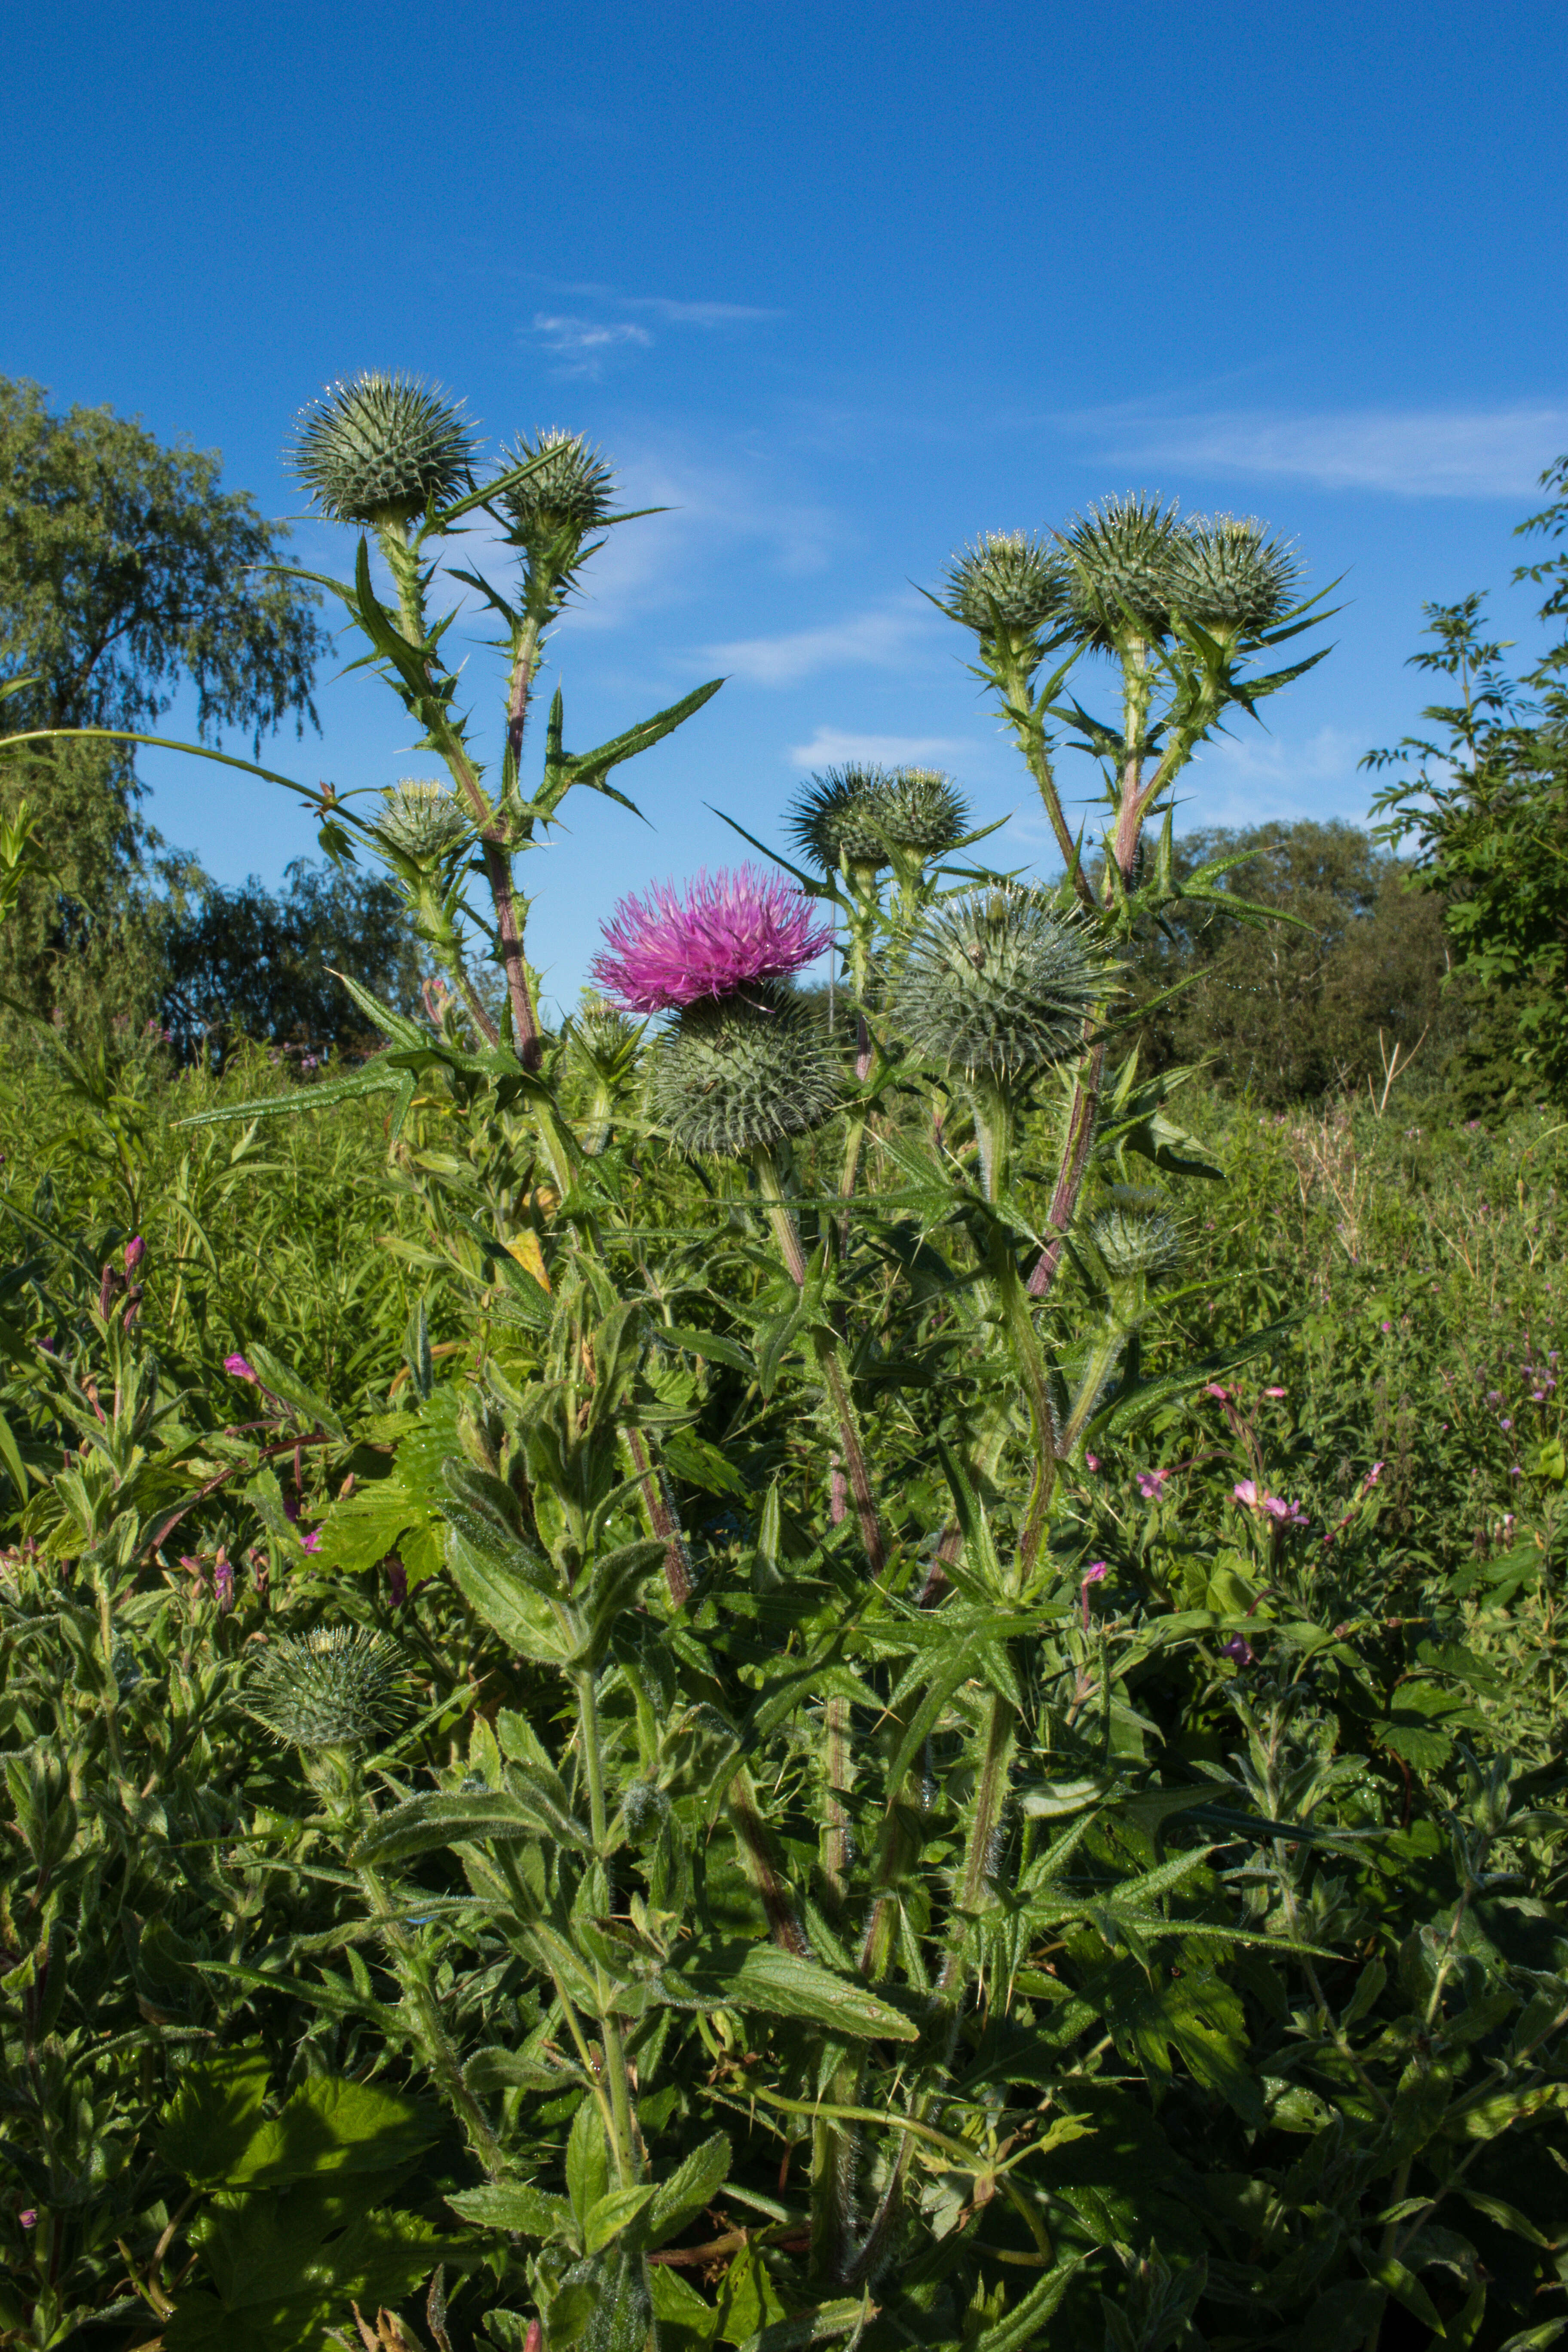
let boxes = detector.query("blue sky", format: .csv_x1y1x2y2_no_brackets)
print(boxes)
10,0,1568,1008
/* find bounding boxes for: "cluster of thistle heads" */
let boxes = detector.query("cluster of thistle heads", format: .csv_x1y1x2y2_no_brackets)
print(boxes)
943,494,1302,658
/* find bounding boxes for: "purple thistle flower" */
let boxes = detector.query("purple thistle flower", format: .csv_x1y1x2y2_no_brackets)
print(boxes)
224,1353,257,1381
591,867,833,1013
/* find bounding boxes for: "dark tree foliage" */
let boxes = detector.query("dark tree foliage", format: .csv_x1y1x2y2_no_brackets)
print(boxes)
160,861,427,1066
0,377,326,740
1367,460,1568,1107
1122,819,1453,1103
0,377,330,1038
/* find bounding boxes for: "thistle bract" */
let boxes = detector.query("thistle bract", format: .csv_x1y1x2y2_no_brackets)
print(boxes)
942,531,1064,637
374,780,472,864
245,1627,406,1751
891,886,1106,1082
292,373,475,528
790,765,970,874
1057,493,1185,648
1164,514,1303,639
592,868,832,1014
651,985,839,1158
497,428,617,551
1090,1203,1182,1282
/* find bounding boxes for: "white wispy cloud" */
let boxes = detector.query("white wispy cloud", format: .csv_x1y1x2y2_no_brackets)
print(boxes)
525,284,781,376
706,600,940,686
532,314,652,372
1091,404,1568,499
622,295,781,326
787,729,971,771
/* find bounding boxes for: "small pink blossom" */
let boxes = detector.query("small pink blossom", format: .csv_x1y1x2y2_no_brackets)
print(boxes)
1221,1633,1255,1666
124,1235,146,1275
1080,1560,1108,1628
1233,1479,1259,1508
1263,1386,1286,1398
592,867,833,1012
1205,1383,1230,1401
1084,1452,1101,1473
300,1528,322,1555
1135,1467,1171,1499
18,2209,35,2230
213,1553,234,1614
1364,1461,1385,1489
224,1353,257,1381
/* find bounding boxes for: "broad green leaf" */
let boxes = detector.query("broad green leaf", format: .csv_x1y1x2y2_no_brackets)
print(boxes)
448,2182,575,2240
584,2183,658,2254
159,2046,272,2187
351,1784,589,1865
645,2132,732,2249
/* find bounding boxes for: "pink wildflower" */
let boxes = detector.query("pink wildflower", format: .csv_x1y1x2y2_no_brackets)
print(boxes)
592,867,833,1012
18,2210,35,2230
1233,1479,1259,1508
1080,1559,1108,1628
1205,1383,1230,1401
1264,1386,1286,1399
224,1354,257,1381
1135,1467,1171,1499
124,1235,146,1275
1221,1633,1256,1666
1084,1452,1102,1473
1363,1461,1385,1489
300,1528,322,1555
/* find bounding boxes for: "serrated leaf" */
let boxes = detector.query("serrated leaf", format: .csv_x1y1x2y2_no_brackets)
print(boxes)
645,2132,731,2249
584,2183,657,2255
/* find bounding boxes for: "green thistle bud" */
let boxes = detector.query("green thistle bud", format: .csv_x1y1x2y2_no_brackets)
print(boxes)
891,886,1106,1083
1164,514,1302,639
652,985,839,1158
941,532,1065,638
497,428,617,552
374,780,472,864
1057,493,1186,648
789,765,970,874
1090,1203,1182,1283
246,1627,407,1752
292,374,475,528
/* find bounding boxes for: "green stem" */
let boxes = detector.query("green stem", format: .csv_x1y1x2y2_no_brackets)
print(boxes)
937,1688,1016,2004
572,1668,640,2187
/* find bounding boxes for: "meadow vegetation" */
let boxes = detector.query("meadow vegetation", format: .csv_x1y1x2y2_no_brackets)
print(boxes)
0,378,1563,2352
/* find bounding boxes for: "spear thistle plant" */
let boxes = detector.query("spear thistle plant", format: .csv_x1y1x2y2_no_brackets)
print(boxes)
16,410,1563,2352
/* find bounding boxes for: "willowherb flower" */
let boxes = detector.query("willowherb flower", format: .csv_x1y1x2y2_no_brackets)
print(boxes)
1221,1633,1256,1667
941,531,1066,639
1164,514,1302,640
1056,493,1186,648
789,766,970,875
124,1235,146,1275
496,427,617,554
890,886,1107,1084
1135,1467,1172,1500
224,1353,257,1382
374,780,472,864
592,868,832,1013
292,373,475,528
651,985,839,1159
246,1627,407,1751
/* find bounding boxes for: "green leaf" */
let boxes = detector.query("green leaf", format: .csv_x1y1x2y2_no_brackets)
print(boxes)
351,1784,590,1865
657,1323,756,1375
585,2183,658,2254
159,2046,273,2187
448,2181,576,2239
969,2258,1082,2352
675,1945,917,2042
645,2132,732,2249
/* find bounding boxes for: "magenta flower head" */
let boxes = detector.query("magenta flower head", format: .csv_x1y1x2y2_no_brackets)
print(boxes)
224,1354,257,1382
1136,1467,1171,1500
592,867,833,1013
1221,1633,1256,1667
124,1235,146,1276
1233,1478,1259,1509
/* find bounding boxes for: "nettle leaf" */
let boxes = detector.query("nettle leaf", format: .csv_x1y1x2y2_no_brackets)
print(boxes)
448,2181,575,2241
644,2131,732,2249
670,1945,917,2042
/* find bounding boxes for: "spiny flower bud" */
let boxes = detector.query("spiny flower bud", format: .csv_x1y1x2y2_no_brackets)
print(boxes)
292,374,475,528
245,1627,407,1751
941,532,1065,637
651,985,839,1158
1164,514,1302,639
374,779,472,864
497,428,617,552
891,886,1106,1082
1090,1203,1182,1283
1057,493,1186,648
789,766,970,875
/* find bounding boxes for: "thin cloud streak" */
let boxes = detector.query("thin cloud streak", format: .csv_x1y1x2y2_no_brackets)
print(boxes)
707,600,940,686
1089,404,1568,499
787,728,971,771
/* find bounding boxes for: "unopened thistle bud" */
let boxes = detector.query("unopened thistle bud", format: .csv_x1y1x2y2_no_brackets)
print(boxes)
652,986,839,1158
941,532,1065,639
790,765,970,876
891,886,1107,1083
374,779,472,864
292,374,475,529
497,428,617,554
1057,493,1186,648
245,1627,407,1751
1090,1203,1182,1283
1164,514,1302,639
